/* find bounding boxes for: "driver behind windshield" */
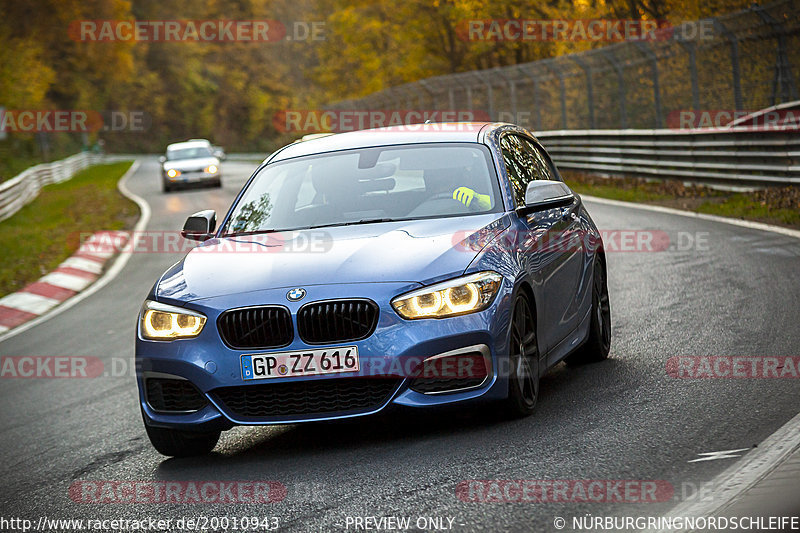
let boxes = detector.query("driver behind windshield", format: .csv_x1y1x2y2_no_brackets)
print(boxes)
449,163,493,210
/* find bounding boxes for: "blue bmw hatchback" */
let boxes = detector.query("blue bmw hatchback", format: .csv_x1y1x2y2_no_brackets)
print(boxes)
136,122,611,456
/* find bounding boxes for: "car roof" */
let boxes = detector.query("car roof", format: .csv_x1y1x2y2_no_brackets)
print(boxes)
270,122,498,162
167,141,211,150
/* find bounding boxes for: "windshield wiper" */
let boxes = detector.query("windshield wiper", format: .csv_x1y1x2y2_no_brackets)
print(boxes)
298,218,395,230
222,228,290,237
223,219,395,237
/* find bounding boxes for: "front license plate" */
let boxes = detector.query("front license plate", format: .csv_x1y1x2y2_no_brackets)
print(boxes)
241,346,359,381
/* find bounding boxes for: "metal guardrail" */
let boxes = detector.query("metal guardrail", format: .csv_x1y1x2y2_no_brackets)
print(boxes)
536,125,800,186
0,152,104,222
224,153,267,162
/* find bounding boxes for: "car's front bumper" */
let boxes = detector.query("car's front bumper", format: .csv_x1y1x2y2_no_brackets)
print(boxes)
136,280,515,431
164,171,220,184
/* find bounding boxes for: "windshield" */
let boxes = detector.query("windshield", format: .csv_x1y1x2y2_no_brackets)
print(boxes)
221,143,502,235
167,146,213,160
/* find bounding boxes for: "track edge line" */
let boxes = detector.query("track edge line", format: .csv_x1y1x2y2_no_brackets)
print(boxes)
646,411,800,533
581,194,800,240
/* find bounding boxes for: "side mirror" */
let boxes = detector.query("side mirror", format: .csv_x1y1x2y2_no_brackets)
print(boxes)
181,210,217,241
524,180,575,211
158,155,167,164
213,148,226,161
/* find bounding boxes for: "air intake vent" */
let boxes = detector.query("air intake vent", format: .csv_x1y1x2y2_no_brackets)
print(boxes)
212,377,400,419
408,352,489,394
218,306,293,349
145,378,207,412
297,299,379,344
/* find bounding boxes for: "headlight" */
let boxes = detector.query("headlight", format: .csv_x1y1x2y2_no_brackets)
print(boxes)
166,169,180,178
140,300,206,340
205,164,218,174
391,271,502,319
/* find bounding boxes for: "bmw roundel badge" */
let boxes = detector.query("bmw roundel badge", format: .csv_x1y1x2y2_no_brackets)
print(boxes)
287,287,306,302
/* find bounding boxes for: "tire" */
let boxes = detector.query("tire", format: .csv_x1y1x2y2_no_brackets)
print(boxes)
566,257,611,366
504,294,540,418
143,421,220,457
162,180,173,193
213,178,222,188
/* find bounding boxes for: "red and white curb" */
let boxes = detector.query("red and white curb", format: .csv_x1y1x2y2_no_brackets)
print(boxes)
0,231,130,333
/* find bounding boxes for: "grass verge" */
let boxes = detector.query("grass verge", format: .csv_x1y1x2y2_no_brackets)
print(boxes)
0,161,137,297
562,171,800,229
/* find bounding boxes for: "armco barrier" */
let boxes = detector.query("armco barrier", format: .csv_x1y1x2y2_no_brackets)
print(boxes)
0,152,104,222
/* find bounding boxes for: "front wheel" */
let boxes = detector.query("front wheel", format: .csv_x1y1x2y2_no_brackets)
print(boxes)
566,258,611,366
504,295,540,417
144,421,220,457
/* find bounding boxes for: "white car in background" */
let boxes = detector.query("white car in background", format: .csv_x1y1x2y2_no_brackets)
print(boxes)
159,140,223,192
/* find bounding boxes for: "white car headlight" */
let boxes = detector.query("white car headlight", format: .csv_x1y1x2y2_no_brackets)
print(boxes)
140,300,206,340
391,271,502,319
205,164,218,174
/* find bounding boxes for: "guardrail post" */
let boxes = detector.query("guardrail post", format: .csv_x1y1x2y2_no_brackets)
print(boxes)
472,72,495,120
602,50,628,129
569,55,596,129
543,60,568,129
677,39,701,112
495,69,518,122
401,87,413,111
517,65,543,131
635,41,664,128
751,4,799,104
713,18,744,110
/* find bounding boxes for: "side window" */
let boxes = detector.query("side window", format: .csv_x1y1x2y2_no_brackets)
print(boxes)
520,138,556,181
500,135,534,206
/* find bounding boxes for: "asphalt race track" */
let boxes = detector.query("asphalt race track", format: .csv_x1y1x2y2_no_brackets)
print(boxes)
0,157,798,532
